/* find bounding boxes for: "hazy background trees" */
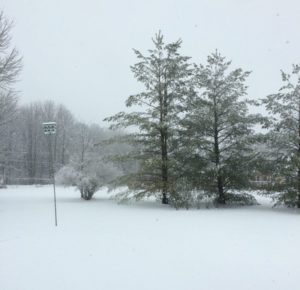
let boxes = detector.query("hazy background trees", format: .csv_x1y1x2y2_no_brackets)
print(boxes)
2,100,125,199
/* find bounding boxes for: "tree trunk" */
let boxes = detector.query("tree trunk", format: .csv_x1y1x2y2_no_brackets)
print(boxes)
217,176,225,204
214,96,225,204
160,101,169,204
159,73,169,205
161,132,168,204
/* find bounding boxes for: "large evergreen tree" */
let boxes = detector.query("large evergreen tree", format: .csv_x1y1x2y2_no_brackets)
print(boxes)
105,32,192,204
262,64,300,207
182,51,259,205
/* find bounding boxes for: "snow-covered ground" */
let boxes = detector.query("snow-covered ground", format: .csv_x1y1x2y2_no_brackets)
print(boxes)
0,186,299,290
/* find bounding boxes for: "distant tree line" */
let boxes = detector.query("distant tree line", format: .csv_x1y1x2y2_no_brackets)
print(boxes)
0,100,132,196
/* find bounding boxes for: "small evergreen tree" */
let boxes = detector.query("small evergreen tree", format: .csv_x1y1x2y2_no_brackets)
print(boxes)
182,51,260,205
262,64,300,207
104,32,192,204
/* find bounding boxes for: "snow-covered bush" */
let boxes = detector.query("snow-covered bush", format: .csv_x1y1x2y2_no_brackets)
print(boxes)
56,161,122,200
77,176,98,200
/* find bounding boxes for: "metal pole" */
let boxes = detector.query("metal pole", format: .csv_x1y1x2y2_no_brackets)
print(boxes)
49,134,58,227
52,159,58,227
43,122,58,227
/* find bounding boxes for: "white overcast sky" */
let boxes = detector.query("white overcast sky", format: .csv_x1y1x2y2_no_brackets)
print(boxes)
1,0,300,125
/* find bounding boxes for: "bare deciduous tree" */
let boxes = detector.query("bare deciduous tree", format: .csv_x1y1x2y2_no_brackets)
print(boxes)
0,11,22,91
0,11,22,185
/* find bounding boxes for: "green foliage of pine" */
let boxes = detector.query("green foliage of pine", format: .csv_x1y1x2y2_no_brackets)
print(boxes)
180,51,262,205
261,64,300,208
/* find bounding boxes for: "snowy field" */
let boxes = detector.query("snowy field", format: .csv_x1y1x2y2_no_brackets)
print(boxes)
1,186,300,290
